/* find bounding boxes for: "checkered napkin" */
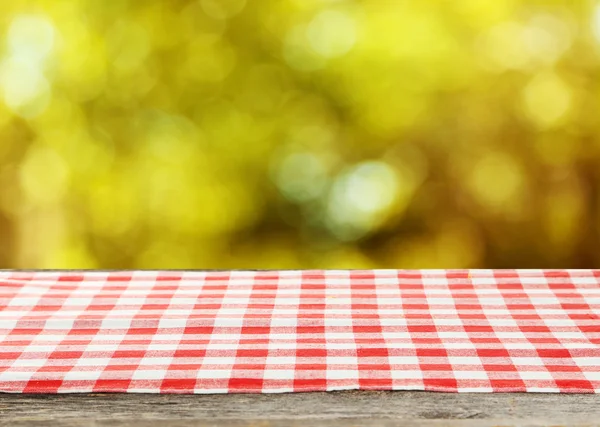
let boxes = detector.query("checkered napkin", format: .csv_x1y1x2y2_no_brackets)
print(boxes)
1,270,599,394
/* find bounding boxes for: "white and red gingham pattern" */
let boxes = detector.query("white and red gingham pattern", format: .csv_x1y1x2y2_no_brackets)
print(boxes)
1,270,599,394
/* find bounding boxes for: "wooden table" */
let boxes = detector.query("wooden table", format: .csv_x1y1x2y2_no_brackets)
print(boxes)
1,391,598,426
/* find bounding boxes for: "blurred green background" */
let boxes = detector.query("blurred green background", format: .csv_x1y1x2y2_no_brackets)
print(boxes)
0,0,599,269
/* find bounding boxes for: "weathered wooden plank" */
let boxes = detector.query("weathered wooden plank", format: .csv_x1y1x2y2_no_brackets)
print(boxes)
1,391,599,426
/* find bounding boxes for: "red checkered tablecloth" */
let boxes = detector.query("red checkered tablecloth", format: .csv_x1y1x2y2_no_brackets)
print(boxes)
1,270,599,394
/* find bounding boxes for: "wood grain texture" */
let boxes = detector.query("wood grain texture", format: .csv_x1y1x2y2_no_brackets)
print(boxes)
1,391,599,426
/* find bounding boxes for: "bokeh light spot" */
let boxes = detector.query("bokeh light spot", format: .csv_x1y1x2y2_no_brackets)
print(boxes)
522,14,571,64
477,21,530,71
593,2,600,43
466,152,525,213
522,72,571,129
284,25,326,71
326,161,398,240
0,58,51,118
19,145,70,205
307,10,357,58
7,15,56,63
272,151,329,203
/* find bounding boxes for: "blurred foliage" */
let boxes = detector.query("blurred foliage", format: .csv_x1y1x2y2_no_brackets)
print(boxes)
0,0,600,269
